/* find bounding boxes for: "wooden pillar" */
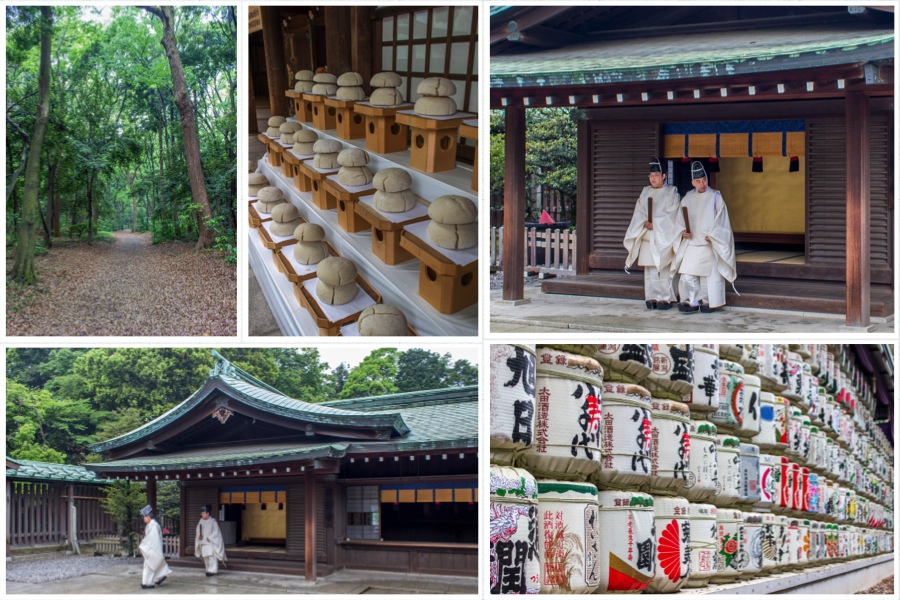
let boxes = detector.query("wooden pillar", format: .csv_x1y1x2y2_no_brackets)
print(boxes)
248,66,258,134
260,6,290,118
305,471,317,581
179,482,187,557
502,106,526,301
324,7,352,77
146,479,157,516
576,119,591,274
350,7,374,93
6,479,10,555
845,91,870,327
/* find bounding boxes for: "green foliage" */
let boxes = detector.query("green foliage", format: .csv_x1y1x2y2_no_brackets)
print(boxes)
99,480,146,555
331,363,350,396
395,349,479,393
338,348,400,399
156,481,182,532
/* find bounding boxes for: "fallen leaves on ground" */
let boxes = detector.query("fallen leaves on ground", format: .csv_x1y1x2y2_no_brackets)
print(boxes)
7,232,236,336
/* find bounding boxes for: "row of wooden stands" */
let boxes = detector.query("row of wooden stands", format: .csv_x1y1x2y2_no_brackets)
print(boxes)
249,120,478,336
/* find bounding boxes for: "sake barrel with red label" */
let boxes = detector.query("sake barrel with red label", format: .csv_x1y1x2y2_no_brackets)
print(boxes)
710,360,745,433
645,344,694,397
684,421,719,503
597,382,653,488
649,399,691,493
686,344,720,414
490,344,536,464
525,348,604,478
646,496,691,593
710,508,744,583
754,453,781,511
757,344,787,393
684,504,719,588
595,491,656,593
593,344,653,381
774,456,794,513
738,374,762,440
801,372,818,417
772,396,791,450
739,513,763,578
536,480,600,594
785,518,800,567
490,465,540,595
825,524,839,558
738,443,760,506
715,434,742,506
837,524,849,558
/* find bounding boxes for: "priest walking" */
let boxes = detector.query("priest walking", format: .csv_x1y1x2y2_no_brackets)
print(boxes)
671,161,736,313
139,505,172,589
623,158,681,309
195,504,227,576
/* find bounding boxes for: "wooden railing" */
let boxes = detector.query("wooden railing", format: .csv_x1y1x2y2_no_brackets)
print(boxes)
163,535,180,558
490,226,577,276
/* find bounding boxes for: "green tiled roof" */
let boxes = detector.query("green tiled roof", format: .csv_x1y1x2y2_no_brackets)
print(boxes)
7,457,111,484
91,354,411,454
85,443,349,473
491,26,894,89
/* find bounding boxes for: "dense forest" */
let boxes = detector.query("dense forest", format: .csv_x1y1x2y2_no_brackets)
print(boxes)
6,6,237,336
6,347,479,465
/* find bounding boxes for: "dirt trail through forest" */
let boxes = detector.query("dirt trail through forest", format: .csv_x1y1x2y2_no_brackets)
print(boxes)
7,231,236,336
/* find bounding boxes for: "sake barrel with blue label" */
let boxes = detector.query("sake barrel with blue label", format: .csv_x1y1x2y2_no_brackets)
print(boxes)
710,360,745,433
645,344,695,397
684,420,719,503
686,344,720,414
649,399,691,494
751,392,789,453
595,491,656,593
738,373,761,440
807,472,820,514
490,344,536,465
738,512,763,578
715,434,742,506
684,504,719,588
710,508,744,584
738,443,760,506
596,382,653,488
489,465,540,595
646,496,691,593
524,347,604,478
536,480,600,594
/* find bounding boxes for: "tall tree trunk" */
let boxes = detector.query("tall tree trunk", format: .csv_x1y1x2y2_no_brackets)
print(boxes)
52,184,60,236
44,161,56,248
87,174,94,245
13,8,52,283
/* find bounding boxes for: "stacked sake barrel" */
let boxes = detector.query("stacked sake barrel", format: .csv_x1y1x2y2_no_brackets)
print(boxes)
489,343,894,595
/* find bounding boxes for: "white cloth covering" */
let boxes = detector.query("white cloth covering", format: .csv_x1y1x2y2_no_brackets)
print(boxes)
140,519,172,586
671,186,736,308
195,517,226,573
623,184,681,270
645,265,676,302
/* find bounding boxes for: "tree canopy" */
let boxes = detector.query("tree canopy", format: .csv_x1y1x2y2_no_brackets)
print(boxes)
6,5,237,266
6,347,478,465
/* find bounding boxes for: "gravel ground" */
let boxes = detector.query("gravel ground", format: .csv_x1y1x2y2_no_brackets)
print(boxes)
489,271,551,290
856,574,894,594
6,553,142,584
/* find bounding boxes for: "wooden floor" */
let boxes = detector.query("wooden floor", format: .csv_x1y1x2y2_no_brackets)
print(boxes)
542,271,894,318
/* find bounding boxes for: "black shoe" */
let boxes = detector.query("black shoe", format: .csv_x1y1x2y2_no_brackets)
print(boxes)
155,576,167,585
141,585,155,589
206,572,216,577
678,302,700,313
700,303,717,313
656,300,672,310
645,299,656,309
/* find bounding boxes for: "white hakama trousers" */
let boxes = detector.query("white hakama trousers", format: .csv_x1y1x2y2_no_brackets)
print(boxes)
203,554,219,574
678,270,726,308
142,555,173,586
644,265,675,302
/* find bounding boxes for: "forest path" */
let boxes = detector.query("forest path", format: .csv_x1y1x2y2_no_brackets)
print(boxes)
7,231,236,336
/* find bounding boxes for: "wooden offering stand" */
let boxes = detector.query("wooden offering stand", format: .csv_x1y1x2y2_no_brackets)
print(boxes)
274,240,340,284
258,134,285,168
324,97,367,140
458,119,478,191
282,150,314,192
298,162,340,210
338,322,419,336
322,178,375,233
355,196,430,265
285,90,313,123
294,275,382,336
395,111,471,173
399,230,478,314
248,200,271,229
304,93,336,130
257,217,307,251
353,103,413,154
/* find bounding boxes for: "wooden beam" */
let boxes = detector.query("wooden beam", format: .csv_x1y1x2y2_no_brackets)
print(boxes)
305,470,317,581
260,7,290,118
350,7,374,94
845,91,871,327
146,478,157,518
248,63,258,133
179,481,187,557
502,106,526,301
325,7,352,77
576,119,591,275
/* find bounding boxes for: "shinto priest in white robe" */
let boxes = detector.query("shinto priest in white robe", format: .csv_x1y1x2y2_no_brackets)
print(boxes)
140,517,173,586
623,180,681,302
671,186,736,308
195,512,227,574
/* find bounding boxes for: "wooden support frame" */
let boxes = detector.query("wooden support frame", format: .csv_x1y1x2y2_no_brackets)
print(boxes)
305,471,317,581
260,7,290,119
502,106,526,300
845,91,871,327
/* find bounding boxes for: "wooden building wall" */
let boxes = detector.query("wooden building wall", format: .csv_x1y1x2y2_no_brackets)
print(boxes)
8,481,115,549
286,481,327,563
